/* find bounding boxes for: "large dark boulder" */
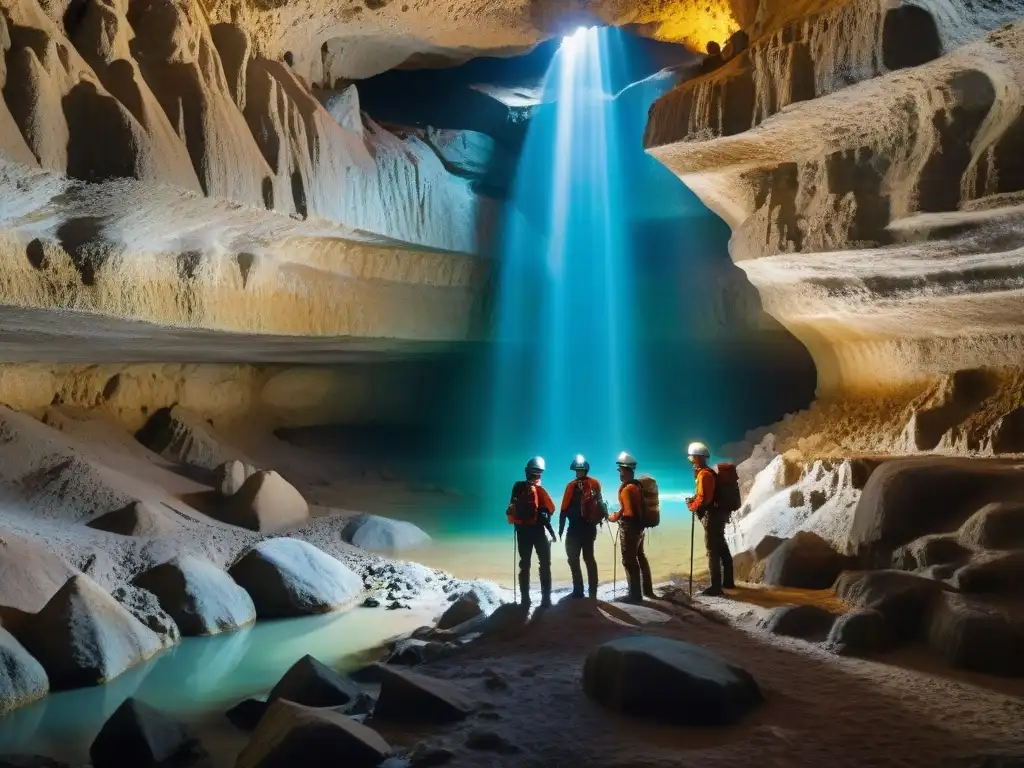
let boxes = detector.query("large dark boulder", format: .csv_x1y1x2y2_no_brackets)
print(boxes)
951,551,1024,597
373,665,476,723
834,570,948,641
90,697,203,768
762,532,847,589
825,608,890,656
958,502,1024,549
892,534,970,571
133,556,256,636
927,593,1024,677
436,590,483,630
236,699,390,768
848,458,1024,559
267,654,359,708
582,636,762,726
758,604,836,641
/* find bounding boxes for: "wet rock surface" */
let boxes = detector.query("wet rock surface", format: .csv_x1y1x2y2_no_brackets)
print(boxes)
582,636,762,726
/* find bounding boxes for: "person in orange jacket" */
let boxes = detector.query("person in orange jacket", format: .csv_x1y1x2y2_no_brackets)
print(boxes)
507,456,556,607
559,455,604,599
608,452,654,603
685,441,734,596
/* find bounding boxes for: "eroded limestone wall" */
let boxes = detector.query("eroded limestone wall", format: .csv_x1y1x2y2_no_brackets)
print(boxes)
646,0,1024,396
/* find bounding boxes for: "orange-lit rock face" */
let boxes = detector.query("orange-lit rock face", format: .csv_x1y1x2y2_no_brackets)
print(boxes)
198,0,744,82
646,0,1024,396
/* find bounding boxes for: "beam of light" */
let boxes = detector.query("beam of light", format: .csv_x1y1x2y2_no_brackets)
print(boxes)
484,26,642,509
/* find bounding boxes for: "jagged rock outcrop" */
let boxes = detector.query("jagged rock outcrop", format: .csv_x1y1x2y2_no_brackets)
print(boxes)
646,3,1024,397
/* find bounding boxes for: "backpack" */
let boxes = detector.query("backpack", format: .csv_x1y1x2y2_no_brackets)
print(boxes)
713,463,741,515
579,480,606,523
630,476,661,528
508,481,539,525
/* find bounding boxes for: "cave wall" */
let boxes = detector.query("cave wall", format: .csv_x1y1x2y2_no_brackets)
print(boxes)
645,0,1024,397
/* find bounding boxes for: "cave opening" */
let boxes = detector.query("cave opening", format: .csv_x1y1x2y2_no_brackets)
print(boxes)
350,26,815,528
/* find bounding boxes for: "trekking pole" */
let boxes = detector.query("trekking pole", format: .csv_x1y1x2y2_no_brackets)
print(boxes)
513,529,518,604
612,527,619,599
688,513,696,597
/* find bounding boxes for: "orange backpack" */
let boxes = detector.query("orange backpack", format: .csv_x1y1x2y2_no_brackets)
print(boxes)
507,481,540,525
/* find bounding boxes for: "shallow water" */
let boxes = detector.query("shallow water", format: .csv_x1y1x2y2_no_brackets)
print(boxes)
0,607,426,763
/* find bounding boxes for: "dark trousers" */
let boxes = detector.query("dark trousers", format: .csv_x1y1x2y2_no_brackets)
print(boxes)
619,523,654,599
565,524,598,597
516,525,551,603
703,514,735,589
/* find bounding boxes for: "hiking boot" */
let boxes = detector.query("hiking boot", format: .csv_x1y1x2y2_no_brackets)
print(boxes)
643,590,657,599
540,595,552,608
723,581,736,590
699,586,724,597
616,595,644,605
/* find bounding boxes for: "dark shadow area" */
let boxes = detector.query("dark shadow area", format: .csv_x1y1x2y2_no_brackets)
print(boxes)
882,5,942,71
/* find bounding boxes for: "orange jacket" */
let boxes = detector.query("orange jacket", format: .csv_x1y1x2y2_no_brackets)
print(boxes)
609,481,642,523
687,467,716,513
507,480,555,525
561,479,598,528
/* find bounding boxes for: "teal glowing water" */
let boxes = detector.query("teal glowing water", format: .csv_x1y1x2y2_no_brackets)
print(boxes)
0,608,425,763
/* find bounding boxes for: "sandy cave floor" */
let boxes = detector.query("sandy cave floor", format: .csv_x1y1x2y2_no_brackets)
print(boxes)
364,593,1024,768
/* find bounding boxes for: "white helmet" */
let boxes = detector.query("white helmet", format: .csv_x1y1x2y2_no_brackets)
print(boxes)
526,456,546,473
615,451,637,469
687,441,711,458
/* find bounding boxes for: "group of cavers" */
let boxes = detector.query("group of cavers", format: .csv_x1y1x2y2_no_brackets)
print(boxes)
506,443,741,606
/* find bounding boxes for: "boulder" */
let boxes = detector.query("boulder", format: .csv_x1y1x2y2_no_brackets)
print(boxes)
214,460,256,498
848,458,1024,559
951,551,1024,596
758,605,836,641
227,471,310,532
90,697,202,768
762,532,847,589
340,514,431,551
732,550,756,582
893,534,970,571
0,531,77,613
226,698,268,732
135,406,244,472
386,637,458,666
373,665,476,723
754,535,788,561
958,502,1024,549
0,626,48,715
229,538,363,618
237,699,390,768
86,501,181,537
835,570,949,640
133,556,256,636
111,584,181,649
267,654,359,708
18,575,163,689
436,590,483,630
927,592,1024,677
825,609,889,656
582,636,762,726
